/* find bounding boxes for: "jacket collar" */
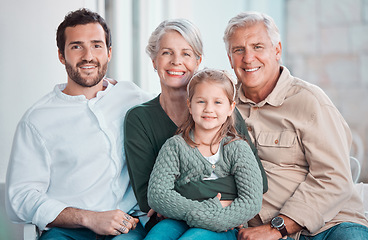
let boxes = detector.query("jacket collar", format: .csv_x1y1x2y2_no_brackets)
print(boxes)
237,66,293,107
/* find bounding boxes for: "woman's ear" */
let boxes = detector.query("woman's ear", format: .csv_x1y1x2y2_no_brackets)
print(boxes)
152,59,157,71
195,56,202,70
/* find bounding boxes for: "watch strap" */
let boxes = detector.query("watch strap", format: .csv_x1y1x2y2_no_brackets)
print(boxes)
277,224,288,237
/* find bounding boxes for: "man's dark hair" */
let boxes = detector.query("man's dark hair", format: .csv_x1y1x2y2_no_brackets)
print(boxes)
56,8,112,57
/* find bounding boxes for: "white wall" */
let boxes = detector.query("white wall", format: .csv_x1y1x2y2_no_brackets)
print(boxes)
0,0,285,184
117,0,285,94
0,0,102,183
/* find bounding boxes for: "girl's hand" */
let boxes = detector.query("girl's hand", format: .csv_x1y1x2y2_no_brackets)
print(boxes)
216,193,233,208
147,209,156,217
147,208,167,222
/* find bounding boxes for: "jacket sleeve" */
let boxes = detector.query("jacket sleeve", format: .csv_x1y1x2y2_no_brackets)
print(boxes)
185,140,263,232
124,107,157,213
279,97,353,233
6,121,67,230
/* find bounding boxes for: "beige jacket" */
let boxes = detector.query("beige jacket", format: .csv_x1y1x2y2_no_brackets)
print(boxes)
237,66,368,239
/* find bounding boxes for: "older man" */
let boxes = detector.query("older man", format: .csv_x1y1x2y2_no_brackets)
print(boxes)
224,11,368,240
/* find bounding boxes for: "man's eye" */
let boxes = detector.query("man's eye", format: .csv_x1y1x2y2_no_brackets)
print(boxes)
254,45,263,50
233,48,244,54
71,45,81,49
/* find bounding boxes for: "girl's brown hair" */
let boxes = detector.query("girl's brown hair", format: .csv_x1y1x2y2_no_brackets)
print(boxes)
177,68,240,154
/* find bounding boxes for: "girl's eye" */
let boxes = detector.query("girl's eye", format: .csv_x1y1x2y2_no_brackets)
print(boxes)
215,101,222,104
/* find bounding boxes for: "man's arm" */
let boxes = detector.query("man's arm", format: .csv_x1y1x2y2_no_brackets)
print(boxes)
47,207,138,235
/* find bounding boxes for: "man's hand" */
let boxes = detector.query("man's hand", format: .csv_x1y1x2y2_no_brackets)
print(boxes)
83,210,139,235
237,215,302,240
47,207,139,236
237,224,282,240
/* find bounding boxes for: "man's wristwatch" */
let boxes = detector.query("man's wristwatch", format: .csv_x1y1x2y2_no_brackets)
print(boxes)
271,216,288,237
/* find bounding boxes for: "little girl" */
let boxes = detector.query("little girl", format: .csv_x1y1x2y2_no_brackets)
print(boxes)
145,69,263,240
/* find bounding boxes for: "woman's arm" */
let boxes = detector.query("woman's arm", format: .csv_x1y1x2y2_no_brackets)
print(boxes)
124,108,157,212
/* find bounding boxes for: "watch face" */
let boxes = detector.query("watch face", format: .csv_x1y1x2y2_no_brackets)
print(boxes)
271,217,284,228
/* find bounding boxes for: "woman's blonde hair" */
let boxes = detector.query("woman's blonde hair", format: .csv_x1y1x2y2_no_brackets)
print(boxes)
177,68,240,154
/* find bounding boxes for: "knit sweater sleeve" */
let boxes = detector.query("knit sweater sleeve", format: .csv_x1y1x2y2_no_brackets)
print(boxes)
147,137,221,221
185,140,263,232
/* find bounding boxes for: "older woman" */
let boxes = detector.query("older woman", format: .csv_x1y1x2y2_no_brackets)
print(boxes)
124,19,267,234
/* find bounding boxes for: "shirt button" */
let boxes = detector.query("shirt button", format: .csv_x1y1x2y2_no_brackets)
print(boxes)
275,139,279,144
212,165,216,169
247,127,252,131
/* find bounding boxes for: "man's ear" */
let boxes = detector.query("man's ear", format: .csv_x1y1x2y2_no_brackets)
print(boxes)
275,42,282,61
58,50,66,65
227,53,234,69
107,47,112,62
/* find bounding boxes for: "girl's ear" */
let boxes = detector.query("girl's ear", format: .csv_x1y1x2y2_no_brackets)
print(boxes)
187,99,192,114
228,101,236,116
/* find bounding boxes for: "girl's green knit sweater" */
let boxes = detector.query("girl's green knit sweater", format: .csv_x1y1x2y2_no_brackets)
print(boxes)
147,134,263,232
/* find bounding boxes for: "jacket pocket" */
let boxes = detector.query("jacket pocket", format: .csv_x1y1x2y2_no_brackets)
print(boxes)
256,131,298,165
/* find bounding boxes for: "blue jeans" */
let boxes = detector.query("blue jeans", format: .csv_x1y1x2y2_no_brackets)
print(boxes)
144,218,237,240
39,222,147,240
285,222,368,240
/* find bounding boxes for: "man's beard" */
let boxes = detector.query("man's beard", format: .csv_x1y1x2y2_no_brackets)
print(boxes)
65,60,108,88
